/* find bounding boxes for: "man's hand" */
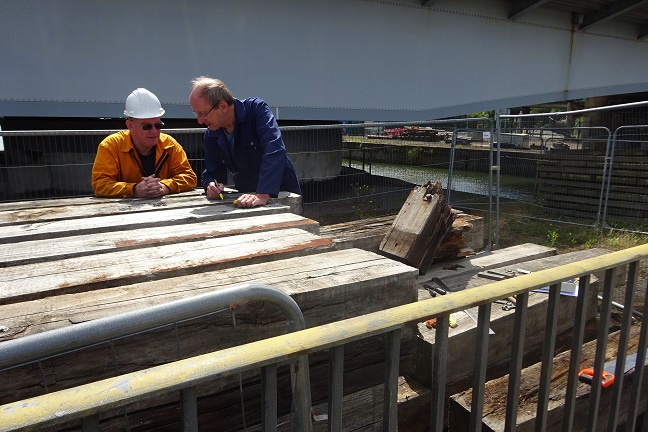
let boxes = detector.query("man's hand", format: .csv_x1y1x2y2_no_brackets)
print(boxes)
133,175,170,198
235,193,270,208
206,181,225,200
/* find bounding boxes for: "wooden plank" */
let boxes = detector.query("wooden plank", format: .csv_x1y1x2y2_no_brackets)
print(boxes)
0,248,418,340
0,249,419,424
0,189,209,224
419,243,556,285
0,202,292,244
0,189,208,212
380,182,455,273
320,213,484,255
449,325,647,432
537,182,603,196
414,248,609,391
0,228,335,305
0,190,302,226
607,167,648,179
608,183,648,195
319,215,396,252
0,213,320,267
422,247,608,298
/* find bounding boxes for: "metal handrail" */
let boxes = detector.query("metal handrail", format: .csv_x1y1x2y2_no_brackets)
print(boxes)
0,283,313,432
2,244,648,431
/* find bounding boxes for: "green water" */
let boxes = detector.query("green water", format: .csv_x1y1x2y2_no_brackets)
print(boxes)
346,160,535,201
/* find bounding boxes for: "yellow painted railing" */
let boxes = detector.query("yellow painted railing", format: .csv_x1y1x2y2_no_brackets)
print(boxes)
1,244,647,432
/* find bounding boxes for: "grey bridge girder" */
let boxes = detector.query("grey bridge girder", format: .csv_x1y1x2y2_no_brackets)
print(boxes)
1,0,648,122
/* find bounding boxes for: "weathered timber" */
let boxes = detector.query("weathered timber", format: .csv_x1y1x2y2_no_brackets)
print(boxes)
432,214,479,261
535,151,648,218
449,324,647,431
419,243,556,289
320,215,397,252
0,202,293,244
320,211,484,256
0,248,417,341
397,376,432,432
0,189,205,213
101,375,392,432
0,213,320,267
0,248,419,430
0,189,302,226
380,182,455,274
0,228,335,305
413,248,609,392
0,189,211,226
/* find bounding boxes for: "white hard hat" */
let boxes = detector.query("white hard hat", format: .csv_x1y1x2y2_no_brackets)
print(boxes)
123,88,165,118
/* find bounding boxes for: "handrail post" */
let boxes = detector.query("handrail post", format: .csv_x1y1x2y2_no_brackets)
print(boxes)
383,328,401,432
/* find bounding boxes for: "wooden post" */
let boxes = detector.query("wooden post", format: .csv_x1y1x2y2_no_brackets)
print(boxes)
379,182,456,274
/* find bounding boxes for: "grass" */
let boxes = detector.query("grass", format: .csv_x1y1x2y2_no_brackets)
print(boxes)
494,213,648,308
496,214,648,253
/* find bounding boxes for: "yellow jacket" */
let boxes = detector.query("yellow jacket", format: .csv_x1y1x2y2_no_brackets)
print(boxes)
91,131,197,198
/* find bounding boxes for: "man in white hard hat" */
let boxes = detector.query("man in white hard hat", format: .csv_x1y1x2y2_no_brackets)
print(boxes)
92,88,197,198
189,77,301,208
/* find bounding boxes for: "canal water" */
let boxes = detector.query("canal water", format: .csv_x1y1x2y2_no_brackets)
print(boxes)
346,160,536,202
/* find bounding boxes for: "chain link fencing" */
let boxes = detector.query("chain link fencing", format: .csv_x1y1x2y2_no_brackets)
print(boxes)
1,101,647,243
496,100,648,238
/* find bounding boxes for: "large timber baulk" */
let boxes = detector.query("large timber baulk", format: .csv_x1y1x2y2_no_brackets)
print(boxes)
0,188,617,431
0,189,419,431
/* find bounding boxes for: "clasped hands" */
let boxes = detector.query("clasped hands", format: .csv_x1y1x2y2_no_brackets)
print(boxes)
134,175,170,198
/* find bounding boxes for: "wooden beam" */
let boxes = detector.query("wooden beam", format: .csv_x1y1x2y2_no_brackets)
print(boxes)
0,213,320,267
0,228,335,305
0,203,291,244
380,182,455,274
449,325,647,431
0,248,419,430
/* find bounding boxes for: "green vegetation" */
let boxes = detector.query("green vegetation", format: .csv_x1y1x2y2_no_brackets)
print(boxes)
496,213,648,253
495,214,648,300
351,183,378,220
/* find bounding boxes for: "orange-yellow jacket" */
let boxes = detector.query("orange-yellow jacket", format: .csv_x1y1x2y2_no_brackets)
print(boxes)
91,131,197,198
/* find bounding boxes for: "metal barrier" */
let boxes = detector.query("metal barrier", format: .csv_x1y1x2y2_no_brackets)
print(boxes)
0,118,496,232
2,105,648,236
0,283,312,432
498,100,648,235
2,244,647,431
604,125,648,232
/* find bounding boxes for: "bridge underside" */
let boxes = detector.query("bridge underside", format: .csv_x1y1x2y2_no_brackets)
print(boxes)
2,0,648,122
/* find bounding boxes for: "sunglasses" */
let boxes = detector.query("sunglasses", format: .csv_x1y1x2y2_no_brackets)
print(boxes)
130,119,164,131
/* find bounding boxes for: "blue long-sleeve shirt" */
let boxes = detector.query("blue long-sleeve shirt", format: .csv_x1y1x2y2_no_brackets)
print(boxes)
201,98,301,196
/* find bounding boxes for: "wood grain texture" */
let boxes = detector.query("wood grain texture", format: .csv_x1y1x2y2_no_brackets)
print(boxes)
0,228,334,304
0,213,319,267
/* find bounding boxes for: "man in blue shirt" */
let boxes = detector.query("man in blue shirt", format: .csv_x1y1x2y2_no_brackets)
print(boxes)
189,76,301,208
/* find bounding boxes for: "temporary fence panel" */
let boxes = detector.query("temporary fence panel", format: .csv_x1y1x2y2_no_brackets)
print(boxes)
310,119,493,225
2,113,612,254
0,120,494,231
604,125,648,233
2,103,647,238
498,100,648,235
